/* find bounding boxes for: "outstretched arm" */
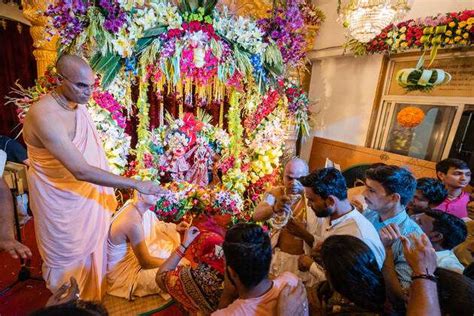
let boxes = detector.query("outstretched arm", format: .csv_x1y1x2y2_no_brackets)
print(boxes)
30,109,163,195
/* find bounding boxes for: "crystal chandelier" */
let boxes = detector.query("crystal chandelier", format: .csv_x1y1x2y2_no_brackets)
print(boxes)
340,0,411,43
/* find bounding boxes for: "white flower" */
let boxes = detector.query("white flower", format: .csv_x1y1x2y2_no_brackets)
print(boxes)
193,47,206,68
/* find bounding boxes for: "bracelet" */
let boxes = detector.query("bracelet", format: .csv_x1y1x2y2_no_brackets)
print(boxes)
175,248,185,258
180,243,188,251
412,274,437,283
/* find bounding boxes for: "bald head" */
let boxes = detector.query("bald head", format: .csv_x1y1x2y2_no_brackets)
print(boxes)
55,54,95,104
56,54,93,79
283,157,309,194
285,158,309,175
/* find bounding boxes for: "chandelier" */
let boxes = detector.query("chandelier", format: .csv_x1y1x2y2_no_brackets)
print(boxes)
339,0,411,43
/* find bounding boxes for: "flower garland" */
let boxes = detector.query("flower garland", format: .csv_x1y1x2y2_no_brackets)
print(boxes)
346,10,474,56
88,101,131,175
154,181,243,223
283,79,311,136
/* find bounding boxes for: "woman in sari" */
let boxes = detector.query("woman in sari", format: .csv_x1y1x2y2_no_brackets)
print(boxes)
156,214,227,315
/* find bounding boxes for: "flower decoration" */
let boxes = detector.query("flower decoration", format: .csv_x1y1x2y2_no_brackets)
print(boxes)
145,113,230,182
284,79,311,136
153,182,244,223
46,0,89,46
397,106,425,128
348,10,474,56
258,1,307,68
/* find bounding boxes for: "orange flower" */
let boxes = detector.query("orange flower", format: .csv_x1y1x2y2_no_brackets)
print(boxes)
397,106,425,128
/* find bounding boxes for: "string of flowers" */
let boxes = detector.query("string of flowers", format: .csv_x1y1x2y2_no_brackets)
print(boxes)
346,10,474,56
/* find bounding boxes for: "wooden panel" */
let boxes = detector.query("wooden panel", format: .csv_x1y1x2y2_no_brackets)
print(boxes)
309,137,436,179
387,55,474,97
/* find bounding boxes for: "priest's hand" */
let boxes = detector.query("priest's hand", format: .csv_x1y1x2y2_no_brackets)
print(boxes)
135,180,167,196
0,238,32,260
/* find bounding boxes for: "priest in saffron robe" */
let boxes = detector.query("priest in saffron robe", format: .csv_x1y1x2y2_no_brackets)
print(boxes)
23,55,165,300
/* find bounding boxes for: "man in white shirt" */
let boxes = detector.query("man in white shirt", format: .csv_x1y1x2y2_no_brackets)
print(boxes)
413,209,467,274
296,168,385,281
0,149,32,259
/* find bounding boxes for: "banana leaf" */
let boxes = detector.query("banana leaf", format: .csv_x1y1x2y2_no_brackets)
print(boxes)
135,26,167,55
90,51,122,88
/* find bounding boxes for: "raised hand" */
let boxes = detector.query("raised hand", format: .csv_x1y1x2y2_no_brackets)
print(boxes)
274,196,292,215
182,226,200,248
400,233,437,275
277,280,309,316
379,223,402,249
46,276,80,307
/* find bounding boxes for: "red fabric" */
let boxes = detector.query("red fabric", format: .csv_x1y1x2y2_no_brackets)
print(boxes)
0,220,51,315
0,21,37,139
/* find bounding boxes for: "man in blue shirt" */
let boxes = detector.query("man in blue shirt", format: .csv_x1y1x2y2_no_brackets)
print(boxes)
362,165,423,304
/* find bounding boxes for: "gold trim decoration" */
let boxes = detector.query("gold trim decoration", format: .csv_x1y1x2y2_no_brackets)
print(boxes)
22,0,58,77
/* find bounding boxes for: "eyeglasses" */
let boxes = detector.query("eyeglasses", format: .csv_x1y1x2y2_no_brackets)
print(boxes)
58,73,95,91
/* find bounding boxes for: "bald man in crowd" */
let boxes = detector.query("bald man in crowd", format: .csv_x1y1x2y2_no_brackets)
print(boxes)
23,55,165,300
253,158,318,286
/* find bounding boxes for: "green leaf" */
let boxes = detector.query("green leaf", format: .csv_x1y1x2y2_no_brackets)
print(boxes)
101,59,122,88
142,26,167,38
135,37,155,54
204,0,217,15
90,51,122,88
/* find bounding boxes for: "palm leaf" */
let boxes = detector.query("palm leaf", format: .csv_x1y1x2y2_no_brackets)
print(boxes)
91,51,120,73
135,38,155,55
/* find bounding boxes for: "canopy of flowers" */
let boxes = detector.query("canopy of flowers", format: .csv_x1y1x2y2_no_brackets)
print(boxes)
346,10,474,56
9,0,325,216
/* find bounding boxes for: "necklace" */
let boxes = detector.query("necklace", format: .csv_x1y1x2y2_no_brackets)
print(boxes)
51,90,76,111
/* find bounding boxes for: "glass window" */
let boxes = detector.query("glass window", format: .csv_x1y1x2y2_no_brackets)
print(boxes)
381,103,456,161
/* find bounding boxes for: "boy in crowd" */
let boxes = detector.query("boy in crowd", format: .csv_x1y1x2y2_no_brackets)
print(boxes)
407,177,448,215
413,209,467,274
363,165,423,302
213,223,306,316
435,158,471,219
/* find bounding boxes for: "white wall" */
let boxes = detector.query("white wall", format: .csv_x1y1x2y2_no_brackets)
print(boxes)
301,0,473,162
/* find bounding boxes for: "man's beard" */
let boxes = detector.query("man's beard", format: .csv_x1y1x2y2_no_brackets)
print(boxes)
314,207,331,218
